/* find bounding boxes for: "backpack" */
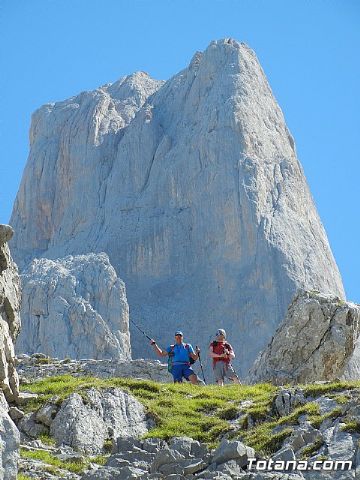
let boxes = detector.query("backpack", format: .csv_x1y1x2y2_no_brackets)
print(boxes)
167,343,195,372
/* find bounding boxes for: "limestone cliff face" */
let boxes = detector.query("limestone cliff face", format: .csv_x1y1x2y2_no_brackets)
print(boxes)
0,225,20,403
17,253,131,360
10,39,344,374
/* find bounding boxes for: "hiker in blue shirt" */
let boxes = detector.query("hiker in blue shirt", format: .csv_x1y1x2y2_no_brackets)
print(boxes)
150,331,200,384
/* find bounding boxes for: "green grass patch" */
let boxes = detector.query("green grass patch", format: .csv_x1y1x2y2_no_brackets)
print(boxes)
241,422,293,455
301,381,360,397
309,406,343,429
21,376,276,446
91,454,109,466
38,432,56,447
239,401,319,456
331,394,350,404
20,448,87,474
17,474,33,480
300,439,324,459
340,421,360,433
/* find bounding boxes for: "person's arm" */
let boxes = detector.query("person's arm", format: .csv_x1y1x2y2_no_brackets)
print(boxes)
208,344,227,359
224,344,235,360
150,339,168,357
189,345,200,361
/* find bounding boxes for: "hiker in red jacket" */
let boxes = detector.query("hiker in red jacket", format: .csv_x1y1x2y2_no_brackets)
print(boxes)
209,329,240,386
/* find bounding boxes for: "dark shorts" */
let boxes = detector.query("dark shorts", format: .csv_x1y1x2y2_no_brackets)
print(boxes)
171,364,195,382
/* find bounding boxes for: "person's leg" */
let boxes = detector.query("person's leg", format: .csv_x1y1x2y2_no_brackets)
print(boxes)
172,365,183,383
214,362,225,386
188,374,199,385
230,376,241,384
184,366,199,385
225,364,241,384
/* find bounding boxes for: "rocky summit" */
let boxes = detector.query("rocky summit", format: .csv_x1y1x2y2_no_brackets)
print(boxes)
10,38,345,375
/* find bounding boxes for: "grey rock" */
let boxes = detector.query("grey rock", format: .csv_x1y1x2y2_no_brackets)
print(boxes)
50,388,148,454
17,253,131,360
140,438,166,454
35,396,60,426
82,465,147,479
10,39,344,376
326,424,356,463
285,425,322,453
0,227,21,404
150,446,184,473
0,406,20,480
0,391,8,412
271,447,296,463
16,356,170,384
217,459,244,476
106,449,155,469
8,406,24,422
112,436,141,454
314,396,338,415
213,438,255,466
249,291,360,384
273,388,306,416
17,391,39,404
18,412,49,438
168,436,208,458
183,458,209,474
0,225,14,246
50,393,108,454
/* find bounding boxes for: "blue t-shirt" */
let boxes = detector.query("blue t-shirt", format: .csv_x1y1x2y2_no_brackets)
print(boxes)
166,343,195,365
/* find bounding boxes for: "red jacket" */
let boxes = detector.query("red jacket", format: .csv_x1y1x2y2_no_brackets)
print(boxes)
210,341,233,366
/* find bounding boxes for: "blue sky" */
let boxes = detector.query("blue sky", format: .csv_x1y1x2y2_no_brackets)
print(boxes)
1,0,359,301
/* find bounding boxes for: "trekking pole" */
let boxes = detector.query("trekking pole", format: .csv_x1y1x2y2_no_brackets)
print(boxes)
129,318,153,342
196,346,207,385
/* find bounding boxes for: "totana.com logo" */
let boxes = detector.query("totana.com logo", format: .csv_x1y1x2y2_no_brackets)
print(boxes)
248,458,352,472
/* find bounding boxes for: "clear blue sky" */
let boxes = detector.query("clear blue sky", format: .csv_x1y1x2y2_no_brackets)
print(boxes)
1,0,359,302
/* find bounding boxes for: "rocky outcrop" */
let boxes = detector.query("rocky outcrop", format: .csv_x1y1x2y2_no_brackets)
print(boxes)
0,225,21,403
17,355,170,383
0,404,20,480
16,253,131,360
0,225,22,479
19,387,149,455
10,39,345,375
249,291,360,384
82,437,255,479
50,388,149,454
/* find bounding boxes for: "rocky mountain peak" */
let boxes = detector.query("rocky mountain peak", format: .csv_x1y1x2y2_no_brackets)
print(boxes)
10,39,344,374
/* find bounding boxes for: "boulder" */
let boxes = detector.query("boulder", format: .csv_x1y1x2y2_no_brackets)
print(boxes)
249,291,360,384
50,388,149,454
212,438,255,467
273,388,306,417
35,396,60,426
17,253,131,360
0,406,20,480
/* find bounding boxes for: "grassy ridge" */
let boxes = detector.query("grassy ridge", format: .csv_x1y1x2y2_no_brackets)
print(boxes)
21,375,360,454
21,375,276,446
